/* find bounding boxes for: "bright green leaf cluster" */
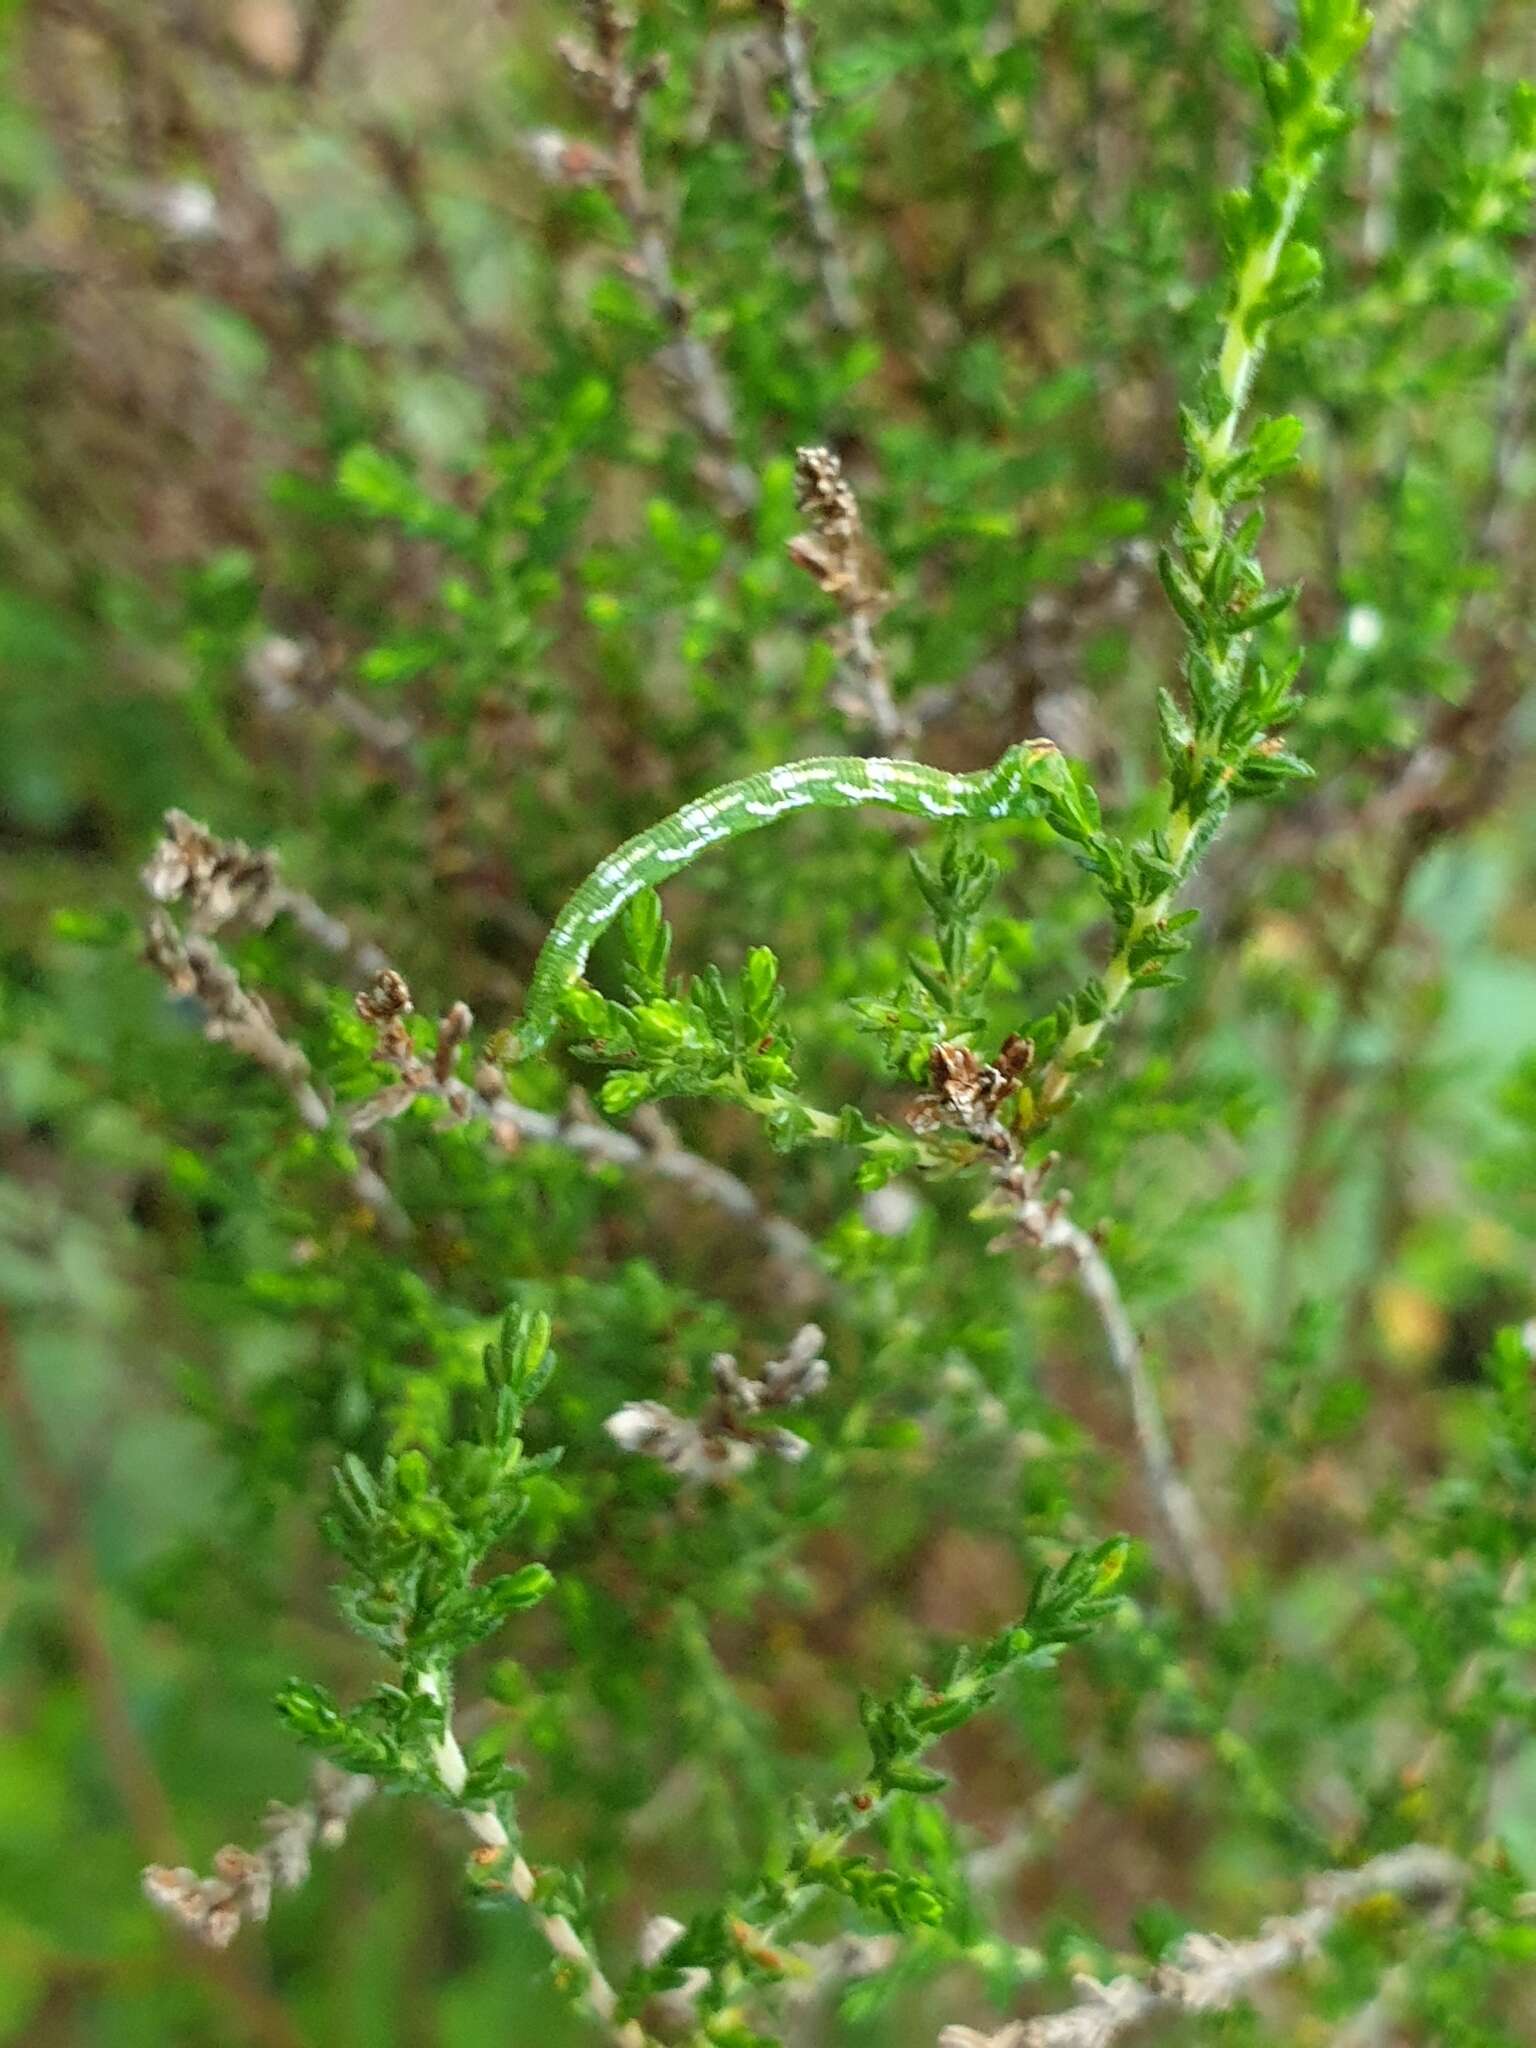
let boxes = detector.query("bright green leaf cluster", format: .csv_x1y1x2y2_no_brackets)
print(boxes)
858,1539,1130,1798
1163,0,1372,822
562,886,817,1136
1002,5,1373,1128
851,829,1002,1081
275,1308,560,1806
627,1541,1127,2017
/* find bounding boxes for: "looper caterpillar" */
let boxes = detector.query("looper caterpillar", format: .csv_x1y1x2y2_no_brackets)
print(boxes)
511,741,1062,1058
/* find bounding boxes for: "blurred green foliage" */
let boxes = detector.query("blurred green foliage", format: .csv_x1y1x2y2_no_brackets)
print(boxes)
3,1,1536,2044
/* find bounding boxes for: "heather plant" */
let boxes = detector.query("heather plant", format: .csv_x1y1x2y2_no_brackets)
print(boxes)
3,3,1536,2047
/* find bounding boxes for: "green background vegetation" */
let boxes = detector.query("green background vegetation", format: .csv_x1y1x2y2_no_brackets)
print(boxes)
3,1,1536,2042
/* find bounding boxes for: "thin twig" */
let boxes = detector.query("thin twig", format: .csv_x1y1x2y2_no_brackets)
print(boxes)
906,543,1154,743
145,1670,645,2044
789,445,910,751
914,1043,1229,1620
143,1764,375,1949
759,0,861,331
0,1313,180,1860
470,1085,822,1281
938,1845,1468,2048
419,1675,652,2048
562,0,757,516
1009,1192,1231,1623
363,124,496,381
1266,824,1423,1326
1356,2,1418,267
293,0,352,90
142,914,410,1239
138,815,823,1281
961,1769,1092,1895
1322,1551,1532,2042
1401,1554,1530,1804
1327,1910,1460,2048
144,806,389,976
1359,270,1536,839
1188,254,1536,973
351,968,825,1285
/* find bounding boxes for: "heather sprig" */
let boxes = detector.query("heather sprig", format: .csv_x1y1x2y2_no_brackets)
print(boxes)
275,1307,560,1818
1023,0,1374,1127
850,829,1004,1083
14,0,1536,2043
624,1542,1129,2032
544,3,1375,1157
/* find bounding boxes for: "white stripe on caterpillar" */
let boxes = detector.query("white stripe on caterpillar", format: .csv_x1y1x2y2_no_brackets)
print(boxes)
510,741,1062,1058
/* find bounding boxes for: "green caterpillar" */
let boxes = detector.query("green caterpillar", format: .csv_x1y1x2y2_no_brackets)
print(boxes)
511,741,1062,1058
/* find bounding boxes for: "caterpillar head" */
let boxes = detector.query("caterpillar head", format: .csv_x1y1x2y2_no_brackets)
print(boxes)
985,738,1061,809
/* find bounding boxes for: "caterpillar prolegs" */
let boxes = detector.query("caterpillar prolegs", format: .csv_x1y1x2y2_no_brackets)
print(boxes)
511,740,1063,1059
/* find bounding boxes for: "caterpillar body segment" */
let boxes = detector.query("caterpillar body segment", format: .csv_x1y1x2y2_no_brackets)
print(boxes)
512,741,1061,1059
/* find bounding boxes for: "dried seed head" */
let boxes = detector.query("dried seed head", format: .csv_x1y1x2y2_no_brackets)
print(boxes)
605,1400,758,1482
915,1040,1026,1147
794,444,860,538
259,1801,316,1890
606,1326,831,1487
995,1033,1034,1080
435,1000,475,1081
788,444,887,615
760,1323,830,1406
356,968,413,1023
143,810,282,934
